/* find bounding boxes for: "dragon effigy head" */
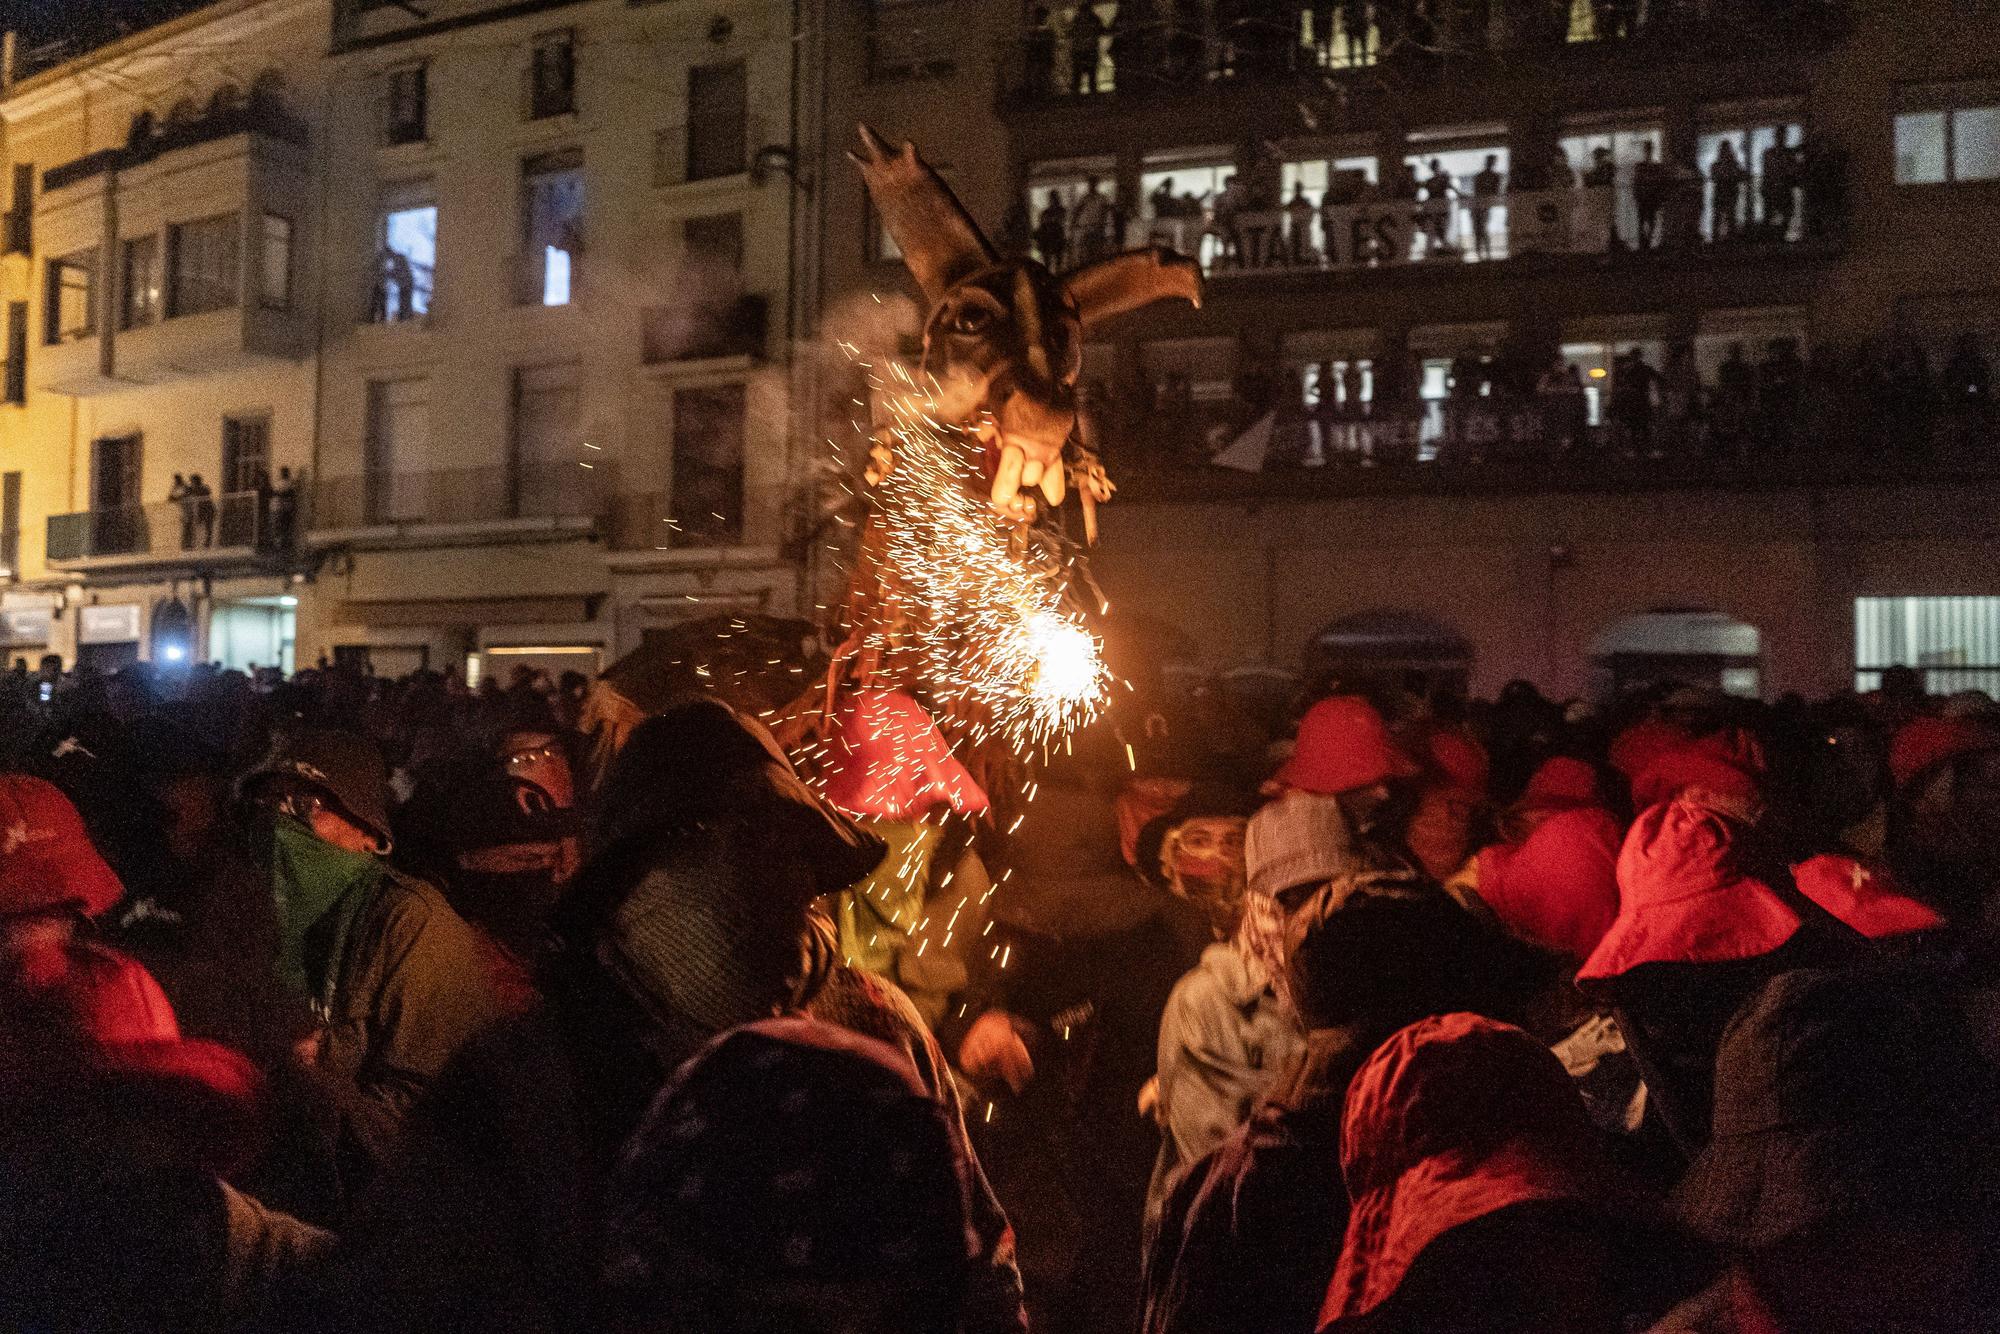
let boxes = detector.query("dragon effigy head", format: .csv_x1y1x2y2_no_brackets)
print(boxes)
850,124,1201,524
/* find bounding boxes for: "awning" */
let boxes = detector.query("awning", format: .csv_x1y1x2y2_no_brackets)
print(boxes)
334,596,595,627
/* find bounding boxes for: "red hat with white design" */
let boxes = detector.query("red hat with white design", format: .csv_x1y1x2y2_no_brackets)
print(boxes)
0,775,125,919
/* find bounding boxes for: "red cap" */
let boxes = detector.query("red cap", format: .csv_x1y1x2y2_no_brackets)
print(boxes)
1517,757,1602,814
0,776,124,919
1273,697,1419,797
1888,715,2000,790
819,689,990,822
1790,854,1944,939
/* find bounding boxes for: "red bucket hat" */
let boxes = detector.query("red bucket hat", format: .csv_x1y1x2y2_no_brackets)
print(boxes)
1319,1013,1633,1328
1273,697,1418,797
1576,799,1801,985
1888,715,2000,790
1416,727,1490,802
0,775,125,919
1472,806,1624,962
1607,718,1687,780
818,689,990,822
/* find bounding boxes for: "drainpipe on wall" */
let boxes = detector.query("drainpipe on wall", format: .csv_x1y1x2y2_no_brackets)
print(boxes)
99,169,118,382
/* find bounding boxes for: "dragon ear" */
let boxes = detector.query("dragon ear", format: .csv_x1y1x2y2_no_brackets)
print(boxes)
850,124,997,305
1062,247,1203,329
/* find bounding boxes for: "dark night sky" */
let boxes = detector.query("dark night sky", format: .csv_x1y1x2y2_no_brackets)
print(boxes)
3,0,217,59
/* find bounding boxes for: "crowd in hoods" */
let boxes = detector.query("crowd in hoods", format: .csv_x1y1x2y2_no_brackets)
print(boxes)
3,649,2000,1332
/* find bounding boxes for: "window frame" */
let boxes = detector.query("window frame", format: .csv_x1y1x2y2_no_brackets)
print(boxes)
1894,100,2000,186
385,61,429,146
120,234,161,330
45,249,97,345
685,60,749,184
221,412,273,494
375,191,437,323
528,30,577,121
166,212,243,320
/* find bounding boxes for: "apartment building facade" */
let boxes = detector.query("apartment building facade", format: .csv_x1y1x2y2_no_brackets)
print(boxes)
1,0,812,680
820,0,2000,701
0,0,327,672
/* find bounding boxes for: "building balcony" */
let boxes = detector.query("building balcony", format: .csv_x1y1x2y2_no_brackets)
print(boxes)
998,0,1846,109
44,492,281,569
1098,382,2000,503
311,465,606,535
41,93,308,193
641,294,769,366
1032,181,1842,288
34,302,313,397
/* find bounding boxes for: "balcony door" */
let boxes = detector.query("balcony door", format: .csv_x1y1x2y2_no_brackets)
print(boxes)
91,434,143,555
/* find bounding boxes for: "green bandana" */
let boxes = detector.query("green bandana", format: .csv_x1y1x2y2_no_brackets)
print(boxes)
270,816,384,1002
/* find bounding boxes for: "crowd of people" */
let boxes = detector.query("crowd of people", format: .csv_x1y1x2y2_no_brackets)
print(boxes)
3,640,2000,1332
1014,0,1844,98
1086,328,1996,470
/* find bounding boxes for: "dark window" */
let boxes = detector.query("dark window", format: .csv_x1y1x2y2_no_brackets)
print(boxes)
121,235,160,329
685,61,747,182
167,214,241,318
222,415,271,493
520,150,583,305
45,250,95,344
683,212,744,273
3,164,29,255
671,383,745,545
529,32,576,119
92,433,142,511
386,63,428,145
3,303,24,404
1,471,19,577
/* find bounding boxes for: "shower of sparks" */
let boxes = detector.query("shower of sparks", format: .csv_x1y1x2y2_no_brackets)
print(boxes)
846,356,1112,753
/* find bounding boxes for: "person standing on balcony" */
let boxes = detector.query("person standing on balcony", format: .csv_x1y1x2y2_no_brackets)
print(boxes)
1709,140,1746,242
189,475,217,549
1609,349,1658,459
1469,155,1503,260
1711,343,1754,456
1284,181,1317,263
1421,159,1456,254
253,468,276,552
1071,175,1112,263
1069,3,1108,94
1025,7,1057,97
1632,141,1668,249
1033,191,1069,268
1339,0,1372,64
1760,130,1800,241
169,475,194,551
1108,3,1144,91
272,468,299,553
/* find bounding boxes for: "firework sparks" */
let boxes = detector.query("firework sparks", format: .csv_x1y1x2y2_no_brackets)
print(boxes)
846,358,1111,752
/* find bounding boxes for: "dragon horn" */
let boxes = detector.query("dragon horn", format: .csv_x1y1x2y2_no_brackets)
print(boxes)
849,124,997,305
1062,247,1203,329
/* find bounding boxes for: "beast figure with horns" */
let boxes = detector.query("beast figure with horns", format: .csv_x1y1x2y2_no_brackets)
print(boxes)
823,126,1201,766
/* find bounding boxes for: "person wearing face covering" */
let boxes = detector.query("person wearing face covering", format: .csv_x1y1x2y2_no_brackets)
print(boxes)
1142,785,1299,1219
272,698,1026,1334
236,729,505,1206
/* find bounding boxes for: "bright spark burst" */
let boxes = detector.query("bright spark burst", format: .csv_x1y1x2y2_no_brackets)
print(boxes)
848,358,1111,751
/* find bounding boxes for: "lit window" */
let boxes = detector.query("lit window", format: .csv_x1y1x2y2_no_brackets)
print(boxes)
1895,103,2000,185
1857,596,2000,695
375,200,435,321
521,150,583,306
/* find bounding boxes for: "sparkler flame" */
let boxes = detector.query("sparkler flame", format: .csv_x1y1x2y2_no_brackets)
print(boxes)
844,356,1111,752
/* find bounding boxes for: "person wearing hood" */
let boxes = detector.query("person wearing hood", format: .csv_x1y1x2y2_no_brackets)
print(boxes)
600,1017,984,1334
0,773,316,1331
1140,791,1535,1334
277,698,1025,1334
1318,1013,1707,1334
1653,968,2000,1333
817,688,996,1031
1141,784,1295,1218
1576,732,1872,1154
236,728,505,1204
